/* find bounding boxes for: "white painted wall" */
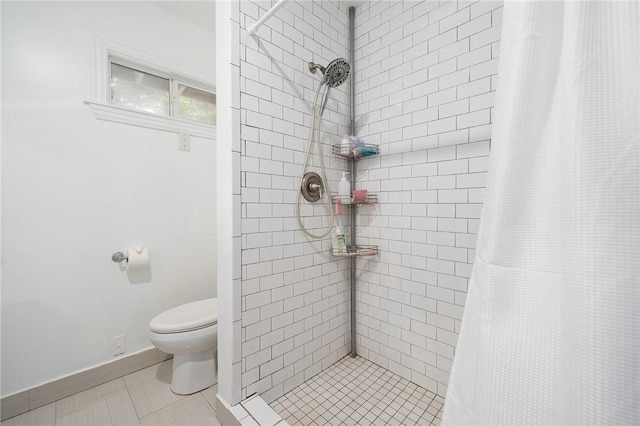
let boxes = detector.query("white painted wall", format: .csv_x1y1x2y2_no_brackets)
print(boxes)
214,0,241,406
1,1,216,396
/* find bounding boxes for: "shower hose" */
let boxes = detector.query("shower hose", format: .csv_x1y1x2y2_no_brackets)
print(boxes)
295,82,335,240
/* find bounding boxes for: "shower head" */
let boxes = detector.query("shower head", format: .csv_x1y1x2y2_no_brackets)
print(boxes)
323,58,350,87
308,58,350,87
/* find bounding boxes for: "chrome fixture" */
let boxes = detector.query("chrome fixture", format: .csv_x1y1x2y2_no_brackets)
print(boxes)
295,57,351,239
301,172,324,202
308,58,350,88
308,58,351,116
111,251,128,263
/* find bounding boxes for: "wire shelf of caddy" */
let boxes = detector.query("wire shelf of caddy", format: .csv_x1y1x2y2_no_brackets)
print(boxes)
331,245,379,257
332,192,377,206
332,143,379,159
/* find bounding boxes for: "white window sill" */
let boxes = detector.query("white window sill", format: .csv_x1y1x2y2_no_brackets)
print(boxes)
84,101,216,140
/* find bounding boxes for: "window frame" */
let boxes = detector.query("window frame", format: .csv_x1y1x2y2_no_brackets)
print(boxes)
85,38,216,139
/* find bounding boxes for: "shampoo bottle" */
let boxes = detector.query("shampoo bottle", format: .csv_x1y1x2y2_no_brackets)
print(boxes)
334,226,347,252
338,171,350,203
340,136,351,155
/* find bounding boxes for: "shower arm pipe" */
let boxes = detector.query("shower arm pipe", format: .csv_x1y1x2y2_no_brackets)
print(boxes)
247,0,291,36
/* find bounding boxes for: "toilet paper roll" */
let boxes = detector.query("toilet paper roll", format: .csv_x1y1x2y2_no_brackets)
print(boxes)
125,247,149,272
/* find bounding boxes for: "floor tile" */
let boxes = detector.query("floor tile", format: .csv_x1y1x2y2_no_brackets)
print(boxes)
4,355,446,426
241,395,281,426
200,383,218,411
239,414,259,425
123,360,184,418
56,390,139,426
55,379,125,419
269,355,446,426
139,394,219,426
0,403,55,426
420,412,435,423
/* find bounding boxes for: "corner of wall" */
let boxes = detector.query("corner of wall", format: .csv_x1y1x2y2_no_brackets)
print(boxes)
215,0,243,406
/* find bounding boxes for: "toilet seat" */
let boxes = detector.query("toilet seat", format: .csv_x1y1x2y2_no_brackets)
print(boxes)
150,298,217,334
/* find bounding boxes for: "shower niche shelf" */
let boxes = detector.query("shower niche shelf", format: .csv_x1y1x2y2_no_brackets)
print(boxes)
332,193,378,206
331,245,379,257
332,144,379,159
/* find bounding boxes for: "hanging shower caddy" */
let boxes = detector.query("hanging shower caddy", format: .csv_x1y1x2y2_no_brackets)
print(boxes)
331,142,380,257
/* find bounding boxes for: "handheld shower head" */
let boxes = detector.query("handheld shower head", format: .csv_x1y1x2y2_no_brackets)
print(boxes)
308,58,351,115
297,59,351,239
323,58,350,87
308,58,350,88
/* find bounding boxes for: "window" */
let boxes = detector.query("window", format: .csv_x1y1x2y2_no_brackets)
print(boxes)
110,63,170,115
85,40,216,139
177,84,216,125
109,59,216,125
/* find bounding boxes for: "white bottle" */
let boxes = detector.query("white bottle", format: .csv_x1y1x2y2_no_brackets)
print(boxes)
334,226,347,252
340,136,351,155
338,171,350,203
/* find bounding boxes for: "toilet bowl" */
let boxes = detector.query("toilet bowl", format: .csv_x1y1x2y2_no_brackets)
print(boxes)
149,298,218,395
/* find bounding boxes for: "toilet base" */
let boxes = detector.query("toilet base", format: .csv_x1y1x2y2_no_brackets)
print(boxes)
171,350,217,395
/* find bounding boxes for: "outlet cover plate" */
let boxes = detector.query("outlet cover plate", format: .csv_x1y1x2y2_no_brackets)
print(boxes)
178,133,191,151
111,334,126,356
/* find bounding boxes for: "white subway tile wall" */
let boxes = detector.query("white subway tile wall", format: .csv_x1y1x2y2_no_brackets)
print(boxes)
239,0,355,403
236,0,502,405
353,0,502,396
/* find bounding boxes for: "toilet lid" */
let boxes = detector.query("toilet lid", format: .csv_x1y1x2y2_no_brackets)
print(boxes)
150,298,218,333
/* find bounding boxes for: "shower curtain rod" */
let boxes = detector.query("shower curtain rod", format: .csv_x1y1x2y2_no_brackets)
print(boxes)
247,0,292,36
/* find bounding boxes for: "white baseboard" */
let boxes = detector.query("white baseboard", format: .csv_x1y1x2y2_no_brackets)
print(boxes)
1,348,169,421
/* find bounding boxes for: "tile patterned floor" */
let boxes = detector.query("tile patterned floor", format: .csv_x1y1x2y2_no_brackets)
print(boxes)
270,356,444,426
1,360,220,426
3,356,446,426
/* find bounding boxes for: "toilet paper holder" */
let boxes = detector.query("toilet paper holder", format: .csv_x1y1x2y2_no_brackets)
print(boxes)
111,251,128,263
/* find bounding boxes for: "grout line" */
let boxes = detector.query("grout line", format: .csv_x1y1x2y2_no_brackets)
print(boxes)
272,355,444,426
240,401,263,426
201,388,218,413
121,371,145,421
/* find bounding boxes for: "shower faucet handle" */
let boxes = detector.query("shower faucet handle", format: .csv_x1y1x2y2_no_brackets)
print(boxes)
301,172,324,203
309,183,323,199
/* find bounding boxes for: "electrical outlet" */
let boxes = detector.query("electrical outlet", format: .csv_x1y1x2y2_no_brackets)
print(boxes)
111,334,126,356
178,133,191,151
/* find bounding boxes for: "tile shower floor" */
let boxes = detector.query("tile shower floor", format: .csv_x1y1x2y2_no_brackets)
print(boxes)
270,355,444,426
1,360,220,426
3,356,444,426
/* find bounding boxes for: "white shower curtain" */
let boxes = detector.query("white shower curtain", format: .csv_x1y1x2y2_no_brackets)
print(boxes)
443,1,639,425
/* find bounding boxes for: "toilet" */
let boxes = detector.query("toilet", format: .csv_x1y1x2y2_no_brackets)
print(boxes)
149,298,218,395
